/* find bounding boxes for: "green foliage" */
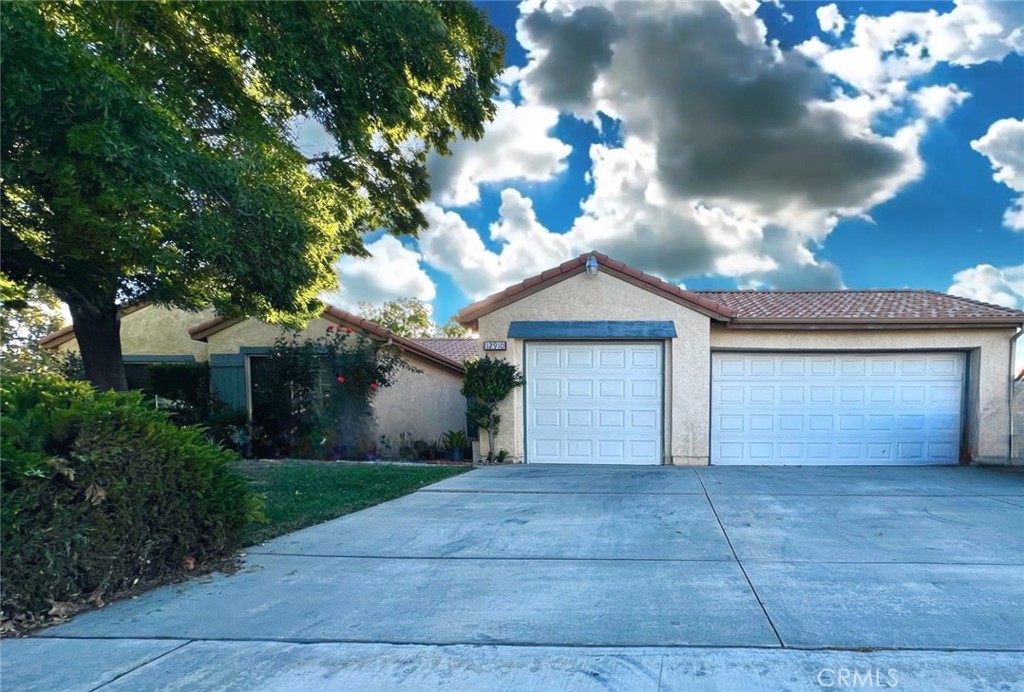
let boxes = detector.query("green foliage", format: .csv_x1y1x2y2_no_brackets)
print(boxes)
0,281,65,375
250,327,417,458
437,317,472,338
1,2,504,387
357,298,472,338
143,363,244,449
359,298,435,338
462,357,525,457
441,430,468,450
0,373,262,623
441,429,469,461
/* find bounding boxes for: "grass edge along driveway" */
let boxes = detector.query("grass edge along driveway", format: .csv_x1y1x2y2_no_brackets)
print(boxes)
238,461,470,546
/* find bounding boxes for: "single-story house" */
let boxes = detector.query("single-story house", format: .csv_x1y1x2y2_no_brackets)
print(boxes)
40,305,476,446
457,252,1024,466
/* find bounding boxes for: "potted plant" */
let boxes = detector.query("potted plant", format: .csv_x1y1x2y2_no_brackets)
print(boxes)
441,429,468,461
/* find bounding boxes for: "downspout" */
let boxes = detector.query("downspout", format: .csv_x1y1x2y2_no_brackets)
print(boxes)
1010,326,1023,464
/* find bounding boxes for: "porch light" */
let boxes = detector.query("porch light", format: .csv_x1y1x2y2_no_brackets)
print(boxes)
585,255,599,277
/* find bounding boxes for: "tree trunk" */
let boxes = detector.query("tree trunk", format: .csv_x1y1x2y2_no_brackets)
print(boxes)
66,299,128,391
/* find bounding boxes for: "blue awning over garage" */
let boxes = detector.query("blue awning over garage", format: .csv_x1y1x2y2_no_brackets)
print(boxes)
507,321,677,339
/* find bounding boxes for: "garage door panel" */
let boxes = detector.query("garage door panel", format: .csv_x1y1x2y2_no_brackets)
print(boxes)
711,352,964,465
527,343,663,465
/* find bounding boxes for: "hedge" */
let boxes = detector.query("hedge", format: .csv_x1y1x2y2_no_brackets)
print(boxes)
1,373,262,625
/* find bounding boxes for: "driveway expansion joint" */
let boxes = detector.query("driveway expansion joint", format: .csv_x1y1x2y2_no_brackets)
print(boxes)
86,639,193,692
695,469,785,648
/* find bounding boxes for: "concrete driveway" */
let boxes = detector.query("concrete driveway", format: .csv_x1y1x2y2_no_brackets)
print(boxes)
4,465,1024,690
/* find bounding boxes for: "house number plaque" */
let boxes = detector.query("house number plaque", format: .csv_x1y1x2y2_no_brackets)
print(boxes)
483,341,507,351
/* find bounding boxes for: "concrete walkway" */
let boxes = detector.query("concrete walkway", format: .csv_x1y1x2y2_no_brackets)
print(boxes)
3,465,1024,690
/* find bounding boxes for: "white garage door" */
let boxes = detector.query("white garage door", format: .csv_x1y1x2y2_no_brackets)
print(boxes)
711,352,965,465
526,343,663,464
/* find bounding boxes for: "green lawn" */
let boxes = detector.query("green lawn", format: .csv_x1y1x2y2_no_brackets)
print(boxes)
238,461,471,546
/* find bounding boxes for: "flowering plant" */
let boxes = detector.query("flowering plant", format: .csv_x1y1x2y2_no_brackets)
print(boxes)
251,325,418,458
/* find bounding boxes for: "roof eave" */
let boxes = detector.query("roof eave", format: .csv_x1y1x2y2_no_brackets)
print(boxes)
724,317,1024,329
458,252,736,325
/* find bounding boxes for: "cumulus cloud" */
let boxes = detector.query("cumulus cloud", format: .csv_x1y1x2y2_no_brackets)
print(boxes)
415,0,1017,299
947,263,1024,309
327,235,436,310
426,100,572,207
799,1,1024,94
971,118,1024,231
913,84,971,121
816,4,846,36
419,190,571,300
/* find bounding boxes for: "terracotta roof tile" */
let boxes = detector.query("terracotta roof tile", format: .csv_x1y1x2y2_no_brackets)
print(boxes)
695,290,1024,322
184,306,466,375
456,253,1024,327
410,338,479,363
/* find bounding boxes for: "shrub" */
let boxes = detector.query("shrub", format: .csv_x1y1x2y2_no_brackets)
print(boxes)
250,327,417,459
0,373,262,625
462,357,525,460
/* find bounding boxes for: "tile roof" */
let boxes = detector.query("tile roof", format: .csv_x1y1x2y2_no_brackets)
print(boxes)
455,252,1024,327
410,338,479,363
695,290,1024,323
187,307,467,375
458,251,737,324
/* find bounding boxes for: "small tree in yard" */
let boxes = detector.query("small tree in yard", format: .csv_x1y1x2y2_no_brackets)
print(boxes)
462,357,525,461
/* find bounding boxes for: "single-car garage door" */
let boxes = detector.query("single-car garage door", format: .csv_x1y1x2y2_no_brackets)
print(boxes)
526,343,663,464
711,352,965,465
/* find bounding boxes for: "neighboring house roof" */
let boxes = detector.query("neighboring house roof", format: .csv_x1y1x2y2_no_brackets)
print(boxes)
458,251,737,326
38,303,150,349
189,306,467,376
38,323,76,349
696,290,1024,325
410,338,479,363
457,252,1024,328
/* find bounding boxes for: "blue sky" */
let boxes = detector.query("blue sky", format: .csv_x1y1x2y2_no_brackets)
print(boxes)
331,1,1024,326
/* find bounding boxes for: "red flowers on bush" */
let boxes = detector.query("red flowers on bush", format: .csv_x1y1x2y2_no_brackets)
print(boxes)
369,383,379,391
327,326,335,332
336,376,345,384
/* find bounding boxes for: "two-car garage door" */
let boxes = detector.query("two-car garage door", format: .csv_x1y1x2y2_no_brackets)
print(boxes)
711,352,965,465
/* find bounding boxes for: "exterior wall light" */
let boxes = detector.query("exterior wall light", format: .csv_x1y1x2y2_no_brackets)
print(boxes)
585,255,599,277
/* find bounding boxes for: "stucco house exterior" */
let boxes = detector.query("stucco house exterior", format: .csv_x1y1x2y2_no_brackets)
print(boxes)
457,252,1024,466
40,305,475,445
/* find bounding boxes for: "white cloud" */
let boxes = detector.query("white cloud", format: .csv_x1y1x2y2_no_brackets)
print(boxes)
419,190,571,300
913,84,971,121
799,1,1024,94
415,0,1020,301
972,118,1024,231
947,263,1024,309
328,235,436,310
816,4,846,36
427,100,572,207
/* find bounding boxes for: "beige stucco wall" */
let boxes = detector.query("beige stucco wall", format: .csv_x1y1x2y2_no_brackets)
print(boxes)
475,272,712,465
373,360,467,445
53,305,214,361
204,317,337,354
711,327,1017,462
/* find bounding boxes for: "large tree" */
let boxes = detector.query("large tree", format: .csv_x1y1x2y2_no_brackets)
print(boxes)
1,1,503,389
